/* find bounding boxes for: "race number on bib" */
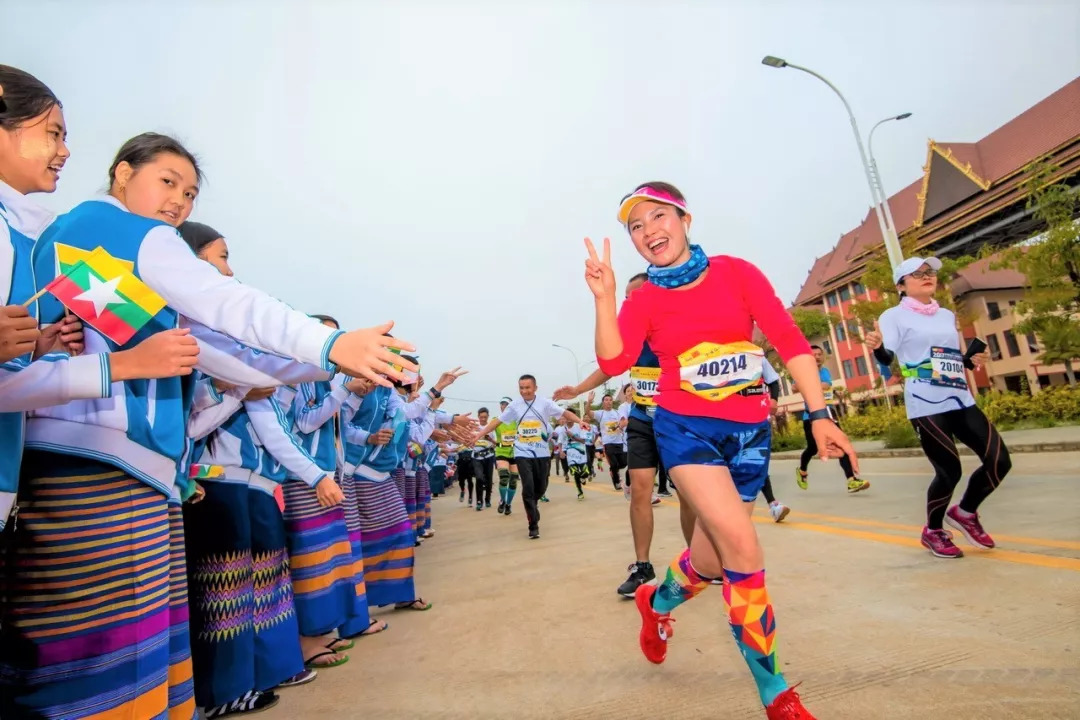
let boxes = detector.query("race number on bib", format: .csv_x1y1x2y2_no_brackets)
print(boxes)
501,433,516,447
518,420,543,444
678,341,764,402
929,347,967,389
630,366,661,406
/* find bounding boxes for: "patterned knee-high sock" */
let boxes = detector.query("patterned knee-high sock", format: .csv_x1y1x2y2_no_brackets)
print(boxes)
723,569,788,706
650,548,711,614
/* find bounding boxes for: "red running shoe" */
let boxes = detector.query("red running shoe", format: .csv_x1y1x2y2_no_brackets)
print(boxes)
921,526,964,558
945,505,995,549
634,583,674,664
765,686,817,720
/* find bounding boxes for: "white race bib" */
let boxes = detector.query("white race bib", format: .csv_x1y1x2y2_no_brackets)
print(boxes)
630,366,660,406
678,341,764,402
518,420,543,444
929,347,967,389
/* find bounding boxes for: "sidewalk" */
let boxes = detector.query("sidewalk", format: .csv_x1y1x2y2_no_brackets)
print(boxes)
773,424,1080,459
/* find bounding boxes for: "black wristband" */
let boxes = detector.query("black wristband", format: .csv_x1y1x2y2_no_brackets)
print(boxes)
429,388,442,399
806,408,832,422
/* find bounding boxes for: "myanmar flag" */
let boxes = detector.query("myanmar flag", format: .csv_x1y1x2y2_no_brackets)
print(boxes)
44,246,166,345
189,463,224,480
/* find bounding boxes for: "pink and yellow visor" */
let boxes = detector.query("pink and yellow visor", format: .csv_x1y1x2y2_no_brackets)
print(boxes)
617,186,690,226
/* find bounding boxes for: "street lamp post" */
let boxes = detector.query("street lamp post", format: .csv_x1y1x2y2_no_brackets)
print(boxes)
761,55,904,270
552,343,585,416
868,113,912,258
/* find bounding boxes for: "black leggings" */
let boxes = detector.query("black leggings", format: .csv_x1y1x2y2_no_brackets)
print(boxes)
800,418,857,479
911,405,1011,529
570,464,588,494
761,475,776,504
585,445,596,477
457,457,474,496
471,456,495,504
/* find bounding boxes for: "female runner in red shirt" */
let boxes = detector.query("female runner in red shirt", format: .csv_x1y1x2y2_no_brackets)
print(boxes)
584,182,859,720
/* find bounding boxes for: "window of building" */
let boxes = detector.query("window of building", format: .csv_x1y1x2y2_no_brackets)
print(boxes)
855,356,868,376
987,301,1001,320
1026,333,1039,353
835,323,846,342
1008,300,1017,308
1003,329,1021,358
822,340,832,355
826,292,838,307
853,281,866,296
847,319,860,337
842,359,855,378
986,333,1002,360
839,286,851,302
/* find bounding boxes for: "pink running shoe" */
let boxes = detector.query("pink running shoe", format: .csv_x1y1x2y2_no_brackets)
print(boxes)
945,505,995,549
921,526,964,558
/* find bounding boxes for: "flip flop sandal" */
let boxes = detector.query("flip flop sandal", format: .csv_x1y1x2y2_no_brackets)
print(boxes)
394,598,432,612
360,619,389,636
276,668,318,688
304,651,349,670
326,637,355,651
342,618,389,640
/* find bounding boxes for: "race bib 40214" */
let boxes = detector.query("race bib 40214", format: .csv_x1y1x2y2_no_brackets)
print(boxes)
678,341,764,402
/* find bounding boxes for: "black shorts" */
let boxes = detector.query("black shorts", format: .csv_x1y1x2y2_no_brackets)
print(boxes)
627,416,660,470
603,443,627,470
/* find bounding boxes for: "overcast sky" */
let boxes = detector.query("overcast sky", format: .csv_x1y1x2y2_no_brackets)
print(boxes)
8,0,1079,414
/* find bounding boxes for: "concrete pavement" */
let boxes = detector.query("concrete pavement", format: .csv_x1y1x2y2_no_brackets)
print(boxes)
774,424,1080,459
263,451,1080,719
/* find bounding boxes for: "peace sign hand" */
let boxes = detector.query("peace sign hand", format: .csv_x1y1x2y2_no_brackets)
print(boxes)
583,237,616,301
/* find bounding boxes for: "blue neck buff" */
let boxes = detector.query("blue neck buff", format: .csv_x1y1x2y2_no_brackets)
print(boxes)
647,244,709,289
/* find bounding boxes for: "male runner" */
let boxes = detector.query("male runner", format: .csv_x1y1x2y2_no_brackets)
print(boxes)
472,408,497,511
794,345,870,493
473,375,583,539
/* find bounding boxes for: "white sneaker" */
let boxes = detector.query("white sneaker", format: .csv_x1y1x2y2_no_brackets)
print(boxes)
651,494,661,505
624,485,632,501
769,502,790,523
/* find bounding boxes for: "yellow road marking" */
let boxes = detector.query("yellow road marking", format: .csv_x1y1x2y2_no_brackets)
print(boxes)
574,478,1080,572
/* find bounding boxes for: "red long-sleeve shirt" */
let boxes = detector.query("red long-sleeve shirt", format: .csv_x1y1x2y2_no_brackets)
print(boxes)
597,255,810,423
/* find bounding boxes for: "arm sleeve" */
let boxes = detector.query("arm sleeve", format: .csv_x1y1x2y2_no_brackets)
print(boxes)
737,258,812,362
186,320,333,387
498,404,522,425
878,310,902,353
0,352,112,412
246,397,326,487
388,389,435,420
873,347,896,365
139,227,342,371
191,374,224,414
597,294,648,377
341,395,373,447
433,409,454,426
767,380,781,400
293,376,351,435
187,388,244,440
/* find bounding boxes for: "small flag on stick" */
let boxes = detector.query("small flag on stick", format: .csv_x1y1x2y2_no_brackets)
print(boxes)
41,247,166,345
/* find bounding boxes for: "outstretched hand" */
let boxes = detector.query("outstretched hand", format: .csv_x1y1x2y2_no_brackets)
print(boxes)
583,237,616,300
552,385,577,401
434,367,468,392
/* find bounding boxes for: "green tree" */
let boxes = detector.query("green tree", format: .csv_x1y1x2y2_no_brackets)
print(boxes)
1028,315,1079,385
789,307,837,340
987,158,1080,386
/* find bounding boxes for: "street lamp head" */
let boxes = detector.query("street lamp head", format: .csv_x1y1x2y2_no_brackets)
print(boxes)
895,112,913,121
761,55,788,69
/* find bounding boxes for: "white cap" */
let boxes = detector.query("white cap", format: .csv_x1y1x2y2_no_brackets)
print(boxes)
892,256,942,285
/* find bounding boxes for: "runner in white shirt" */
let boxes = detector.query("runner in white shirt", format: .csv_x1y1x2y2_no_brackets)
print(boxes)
472,374,583,539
